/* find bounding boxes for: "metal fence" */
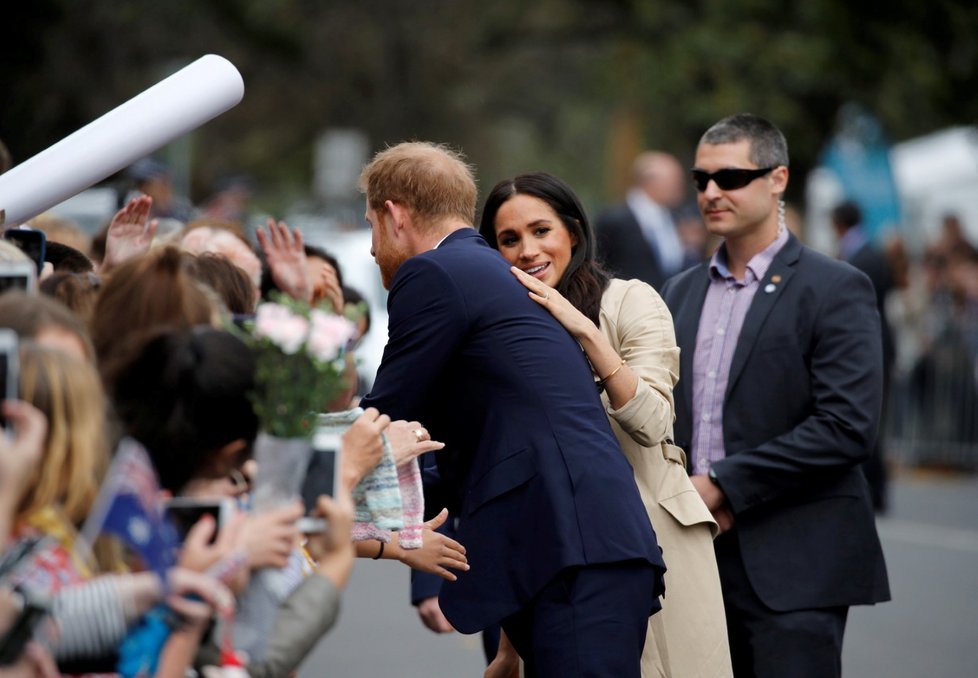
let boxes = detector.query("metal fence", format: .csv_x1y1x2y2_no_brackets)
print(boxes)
885,323,978,471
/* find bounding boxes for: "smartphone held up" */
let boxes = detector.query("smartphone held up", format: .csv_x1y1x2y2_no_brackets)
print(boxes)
163,497,235,543
0,261,35,296
0,329,18,435
297,426,343,533
2,227,46,277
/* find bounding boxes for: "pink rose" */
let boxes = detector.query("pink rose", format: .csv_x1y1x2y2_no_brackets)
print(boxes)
307,310,356,362
254,303,309,355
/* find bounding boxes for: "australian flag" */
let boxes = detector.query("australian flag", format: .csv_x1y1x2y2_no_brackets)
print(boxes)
80,437,177,577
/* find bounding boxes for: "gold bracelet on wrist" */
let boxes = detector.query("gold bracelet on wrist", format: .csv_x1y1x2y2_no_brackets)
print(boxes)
599,359,626,385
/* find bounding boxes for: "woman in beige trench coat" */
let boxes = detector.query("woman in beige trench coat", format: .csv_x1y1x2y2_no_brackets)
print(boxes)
480,172,732,678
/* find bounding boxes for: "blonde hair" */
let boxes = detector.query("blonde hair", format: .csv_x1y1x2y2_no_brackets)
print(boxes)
18,342,109,527
90,246,217,377
0,240,29,262
358,141,477,230
29,212,92,255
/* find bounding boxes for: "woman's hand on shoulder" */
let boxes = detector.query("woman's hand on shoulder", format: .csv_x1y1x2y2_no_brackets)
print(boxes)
509,266,596,339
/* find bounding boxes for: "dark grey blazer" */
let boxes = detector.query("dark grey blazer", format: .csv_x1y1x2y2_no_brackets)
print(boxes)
661,233,890,611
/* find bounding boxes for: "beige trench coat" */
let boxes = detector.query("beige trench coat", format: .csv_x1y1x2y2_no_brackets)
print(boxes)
599,279,732,678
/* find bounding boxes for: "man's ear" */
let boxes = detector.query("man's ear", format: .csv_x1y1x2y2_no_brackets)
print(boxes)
771,166,789,196
385,200,411,237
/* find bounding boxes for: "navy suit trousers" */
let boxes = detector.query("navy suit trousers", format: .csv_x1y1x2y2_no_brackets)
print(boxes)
501,560,660,678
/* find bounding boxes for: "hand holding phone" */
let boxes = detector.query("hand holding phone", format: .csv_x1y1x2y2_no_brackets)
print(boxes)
0,587,49,667
302,492,355,566
241,502,303,570
163,497,234,543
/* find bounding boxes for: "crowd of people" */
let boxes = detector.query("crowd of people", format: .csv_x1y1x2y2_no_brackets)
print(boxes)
0,166,465,676
0,112,898,678
881,214,978,470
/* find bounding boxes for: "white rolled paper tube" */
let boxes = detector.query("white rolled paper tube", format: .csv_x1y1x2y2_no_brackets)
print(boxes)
0,54,244,226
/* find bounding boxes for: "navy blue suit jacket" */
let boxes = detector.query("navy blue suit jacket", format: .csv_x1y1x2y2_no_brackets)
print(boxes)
361,229,664,633
661,233,890,612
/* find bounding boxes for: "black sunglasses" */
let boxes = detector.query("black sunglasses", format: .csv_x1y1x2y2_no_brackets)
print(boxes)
690,167,777,192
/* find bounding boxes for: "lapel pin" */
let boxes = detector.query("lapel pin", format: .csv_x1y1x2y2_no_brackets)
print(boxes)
764,283,776,293
771,275,782,283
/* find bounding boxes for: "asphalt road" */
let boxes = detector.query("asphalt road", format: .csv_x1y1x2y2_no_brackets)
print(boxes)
299,471,978,677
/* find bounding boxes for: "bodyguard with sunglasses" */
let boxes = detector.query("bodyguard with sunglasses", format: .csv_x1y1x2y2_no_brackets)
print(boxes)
661,114,890,678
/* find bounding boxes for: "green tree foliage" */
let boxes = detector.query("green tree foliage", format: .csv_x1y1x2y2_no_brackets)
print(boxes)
1,0,975,209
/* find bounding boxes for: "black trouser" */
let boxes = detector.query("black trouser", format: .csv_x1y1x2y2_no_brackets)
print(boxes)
716,533,849,678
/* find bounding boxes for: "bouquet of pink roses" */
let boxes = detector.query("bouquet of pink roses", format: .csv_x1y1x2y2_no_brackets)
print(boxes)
244,294,357,439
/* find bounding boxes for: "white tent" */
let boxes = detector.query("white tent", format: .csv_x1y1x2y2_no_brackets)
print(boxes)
806,125,978,253
890,126,978,251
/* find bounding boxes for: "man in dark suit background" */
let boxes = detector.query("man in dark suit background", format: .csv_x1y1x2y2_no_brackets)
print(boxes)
831,200,895,511
661,114,890,678
596,151,696,290
358,141,666,677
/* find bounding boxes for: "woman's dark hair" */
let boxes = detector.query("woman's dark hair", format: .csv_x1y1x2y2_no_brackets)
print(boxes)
479,172,610,325
44,241,95,274
111,327,258,494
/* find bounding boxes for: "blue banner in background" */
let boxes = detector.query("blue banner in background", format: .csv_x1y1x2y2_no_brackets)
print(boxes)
819,104,902,241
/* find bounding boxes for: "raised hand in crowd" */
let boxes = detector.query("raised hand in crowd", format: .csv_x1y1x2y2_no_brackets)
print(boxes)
340,407,390,490
311,259,344,313
386,420,445,467
256,218,311,302
0,401,48,549
100,195,158,273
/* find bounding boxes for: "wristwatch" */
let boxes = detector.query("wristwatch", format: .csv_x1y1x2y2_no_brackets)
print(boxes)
708,466,721,486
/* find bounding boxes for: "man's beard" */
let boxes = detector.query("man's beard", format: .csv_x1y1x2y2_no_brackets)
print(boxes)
375,233,406,289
